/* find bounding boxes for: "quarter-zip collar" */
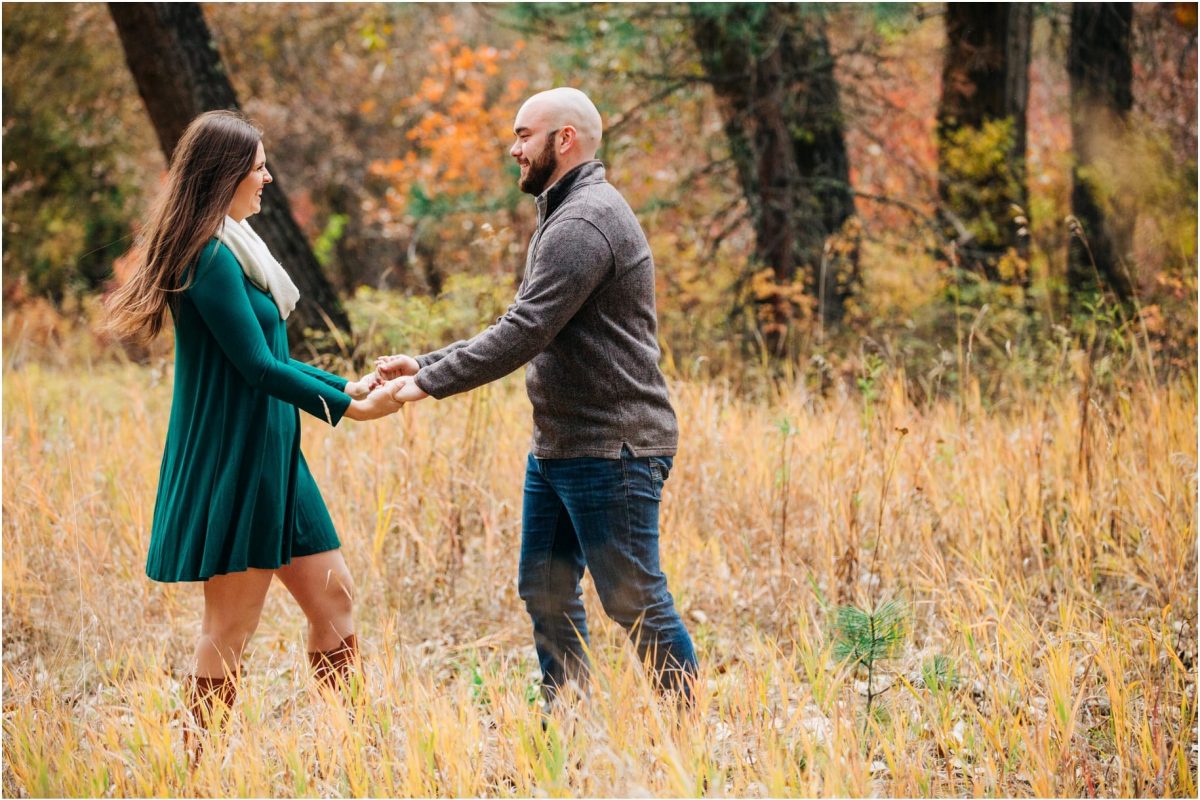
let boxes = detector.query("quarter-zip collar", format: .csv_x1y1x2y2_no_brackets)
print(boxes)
535,160,606,222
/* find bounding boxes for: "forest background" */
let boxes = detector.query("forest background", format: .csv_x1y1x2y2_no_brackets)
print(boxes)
5,2,1196,385
2,3,1197,798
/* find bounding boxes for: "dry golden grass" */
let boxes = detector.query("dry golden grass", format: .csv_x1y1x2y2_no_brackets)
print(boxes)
2,331,1196,797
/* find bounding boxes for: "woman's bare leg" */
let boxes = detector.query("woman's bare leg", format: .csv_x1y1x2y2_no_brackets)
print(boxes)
193,568,274,678
275,549,356,653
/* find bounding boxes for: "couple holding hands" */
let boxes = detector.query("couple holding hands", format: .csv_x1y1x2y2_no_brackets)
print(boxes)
107,87,696,753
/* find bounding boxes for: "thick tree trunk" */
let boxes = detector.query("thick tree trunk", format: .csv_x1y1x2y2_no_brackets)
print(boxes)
108,2,350,346
691,3,858,355
1068,3,1135,301
783,21,858,326
937,3,1032,286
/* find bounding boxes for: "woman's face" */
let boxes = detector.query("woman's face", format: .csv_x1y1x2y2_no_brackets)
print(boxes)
228,141,272,222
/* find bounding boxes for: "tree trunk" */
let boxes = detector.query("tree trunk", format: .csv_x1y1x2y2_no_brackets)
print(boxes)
107,2,350,347
1067,3,1135,301
937,2,1032,286
691,3,858,356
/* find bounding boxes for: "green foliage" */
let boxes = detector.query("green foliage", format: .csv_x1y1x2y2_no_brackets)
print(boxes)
2,4,153,302
939,117,1025,253
831,599,907,670
855,352,887,430
333,272,516,360
313,213,348,268
688,3,774,52
866,3,921,42
832,598,908,736
406,185,453,221
504,3,668,75
856,353,886,404
921,653,959,693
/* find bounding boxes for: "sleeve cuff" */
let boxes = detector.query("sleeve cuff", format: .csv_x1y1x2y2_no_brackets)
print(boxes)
414,370,445,400
322,390,352,427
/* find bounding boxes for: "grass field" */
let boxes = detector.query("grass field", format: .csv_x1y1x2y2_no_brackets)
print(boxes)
2,330,1196,796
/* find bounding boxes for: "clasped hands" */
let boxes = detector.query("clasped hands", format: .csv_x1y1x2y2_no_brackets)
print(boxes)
340,353,429,421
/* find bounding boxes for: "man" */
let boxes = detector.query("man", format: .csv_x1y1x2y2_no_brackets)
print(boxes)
378,87,697,704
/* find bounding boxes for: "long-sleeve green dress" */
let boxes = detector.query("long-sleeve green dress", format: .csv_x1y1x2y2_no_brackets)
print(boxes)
145,239,352,582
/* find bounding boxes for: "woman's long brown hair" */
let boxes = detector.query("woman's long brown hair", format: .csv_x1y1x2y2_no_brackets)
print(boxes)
106,111,262,344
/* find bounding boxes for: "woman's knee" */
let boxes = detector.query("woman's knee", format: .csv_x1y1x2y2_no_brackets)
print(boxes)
197,616,260,664
308,566,355,625
194,624,256,679
201,597,264,642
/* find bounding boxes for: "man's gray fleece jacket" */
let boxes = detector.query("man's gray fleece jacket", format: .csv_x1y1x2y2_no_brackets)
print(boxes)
414,160,678,459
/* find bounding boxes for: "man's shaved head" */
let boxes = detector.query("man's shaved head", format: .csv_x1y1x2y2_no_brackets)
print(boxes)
515,88,603,157
510,87,605,195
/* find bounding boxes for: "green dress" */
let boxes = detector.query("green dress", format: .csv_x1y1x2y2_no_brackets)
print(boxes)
146,239,352,582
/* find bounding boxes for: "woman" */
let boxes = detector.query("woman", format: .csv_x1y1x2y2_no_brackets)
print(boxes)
107,110,398,753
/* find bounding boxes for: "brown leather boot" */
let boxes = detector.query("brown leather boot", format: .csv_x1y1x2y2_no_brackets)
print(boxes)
308,633,362,695
183,674,237,765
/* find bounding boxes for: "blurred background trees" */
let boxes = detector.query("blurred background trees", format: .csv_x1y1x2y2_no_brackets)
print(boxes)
936,3,1032,292
2,3,151,304
690,4,858,353
107,2,350,340
1068,2,1135,301
3,2,1195,382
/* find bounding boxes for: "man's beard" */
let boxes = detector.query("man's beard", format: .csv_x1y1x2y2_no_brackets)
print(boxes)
519,136,558,196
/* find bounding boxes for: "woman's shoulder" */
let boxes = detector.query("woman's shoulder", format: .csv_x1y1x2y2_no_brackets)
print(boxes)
198,236,235,263
191,237,239,282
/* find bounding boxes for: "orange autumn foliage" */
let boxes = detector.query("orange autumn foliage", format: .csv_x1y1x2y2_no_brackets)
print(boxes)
370,16,527,219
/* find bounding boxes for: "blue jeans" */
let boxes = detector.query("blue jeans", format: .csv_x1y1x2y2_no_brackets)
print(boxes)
518,448,697,702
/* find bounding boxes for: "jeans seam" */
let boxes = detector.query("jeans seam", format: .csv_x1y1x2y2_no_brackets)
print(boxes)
528,456,559,617
620,455,635,552
545,477,563,606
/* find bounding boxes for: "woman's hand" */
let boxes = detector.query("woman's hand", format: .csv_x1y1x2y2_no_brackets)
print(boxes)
343,386,403,421
344,371,383,400
375,354,420,381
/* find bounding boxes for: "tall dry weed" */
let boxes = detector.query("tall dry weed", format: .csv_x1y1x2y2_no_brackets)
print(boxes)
2,338,1195,796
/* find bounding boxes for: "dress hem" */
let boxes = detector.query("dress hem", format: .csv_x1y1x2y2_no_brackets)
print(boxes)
146,542,341,583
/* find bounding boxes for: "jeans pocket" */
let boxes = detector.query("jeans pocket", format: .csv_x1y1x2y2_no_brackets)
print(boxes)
648,460,664,501
652,456,672,482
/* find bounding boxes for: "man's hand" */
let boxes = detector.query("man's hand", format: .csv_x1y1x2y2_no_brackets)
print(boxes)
387,375,429,404
343,371,383,400
375,354,420,381
344,386,403,421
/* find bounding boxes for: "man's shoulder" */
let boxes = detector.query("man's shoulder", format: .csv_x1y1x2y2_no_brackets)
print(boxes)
573,175,625,204
538,212,614,259
557,180,637,229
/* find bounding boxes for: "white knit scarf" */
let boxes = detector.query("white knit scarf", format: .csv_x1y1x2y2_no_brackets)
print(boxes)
217,216,300,320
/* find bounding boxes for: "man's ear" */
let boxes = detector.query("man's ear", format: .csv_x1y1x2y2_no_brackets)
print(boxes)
558,126,577,153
